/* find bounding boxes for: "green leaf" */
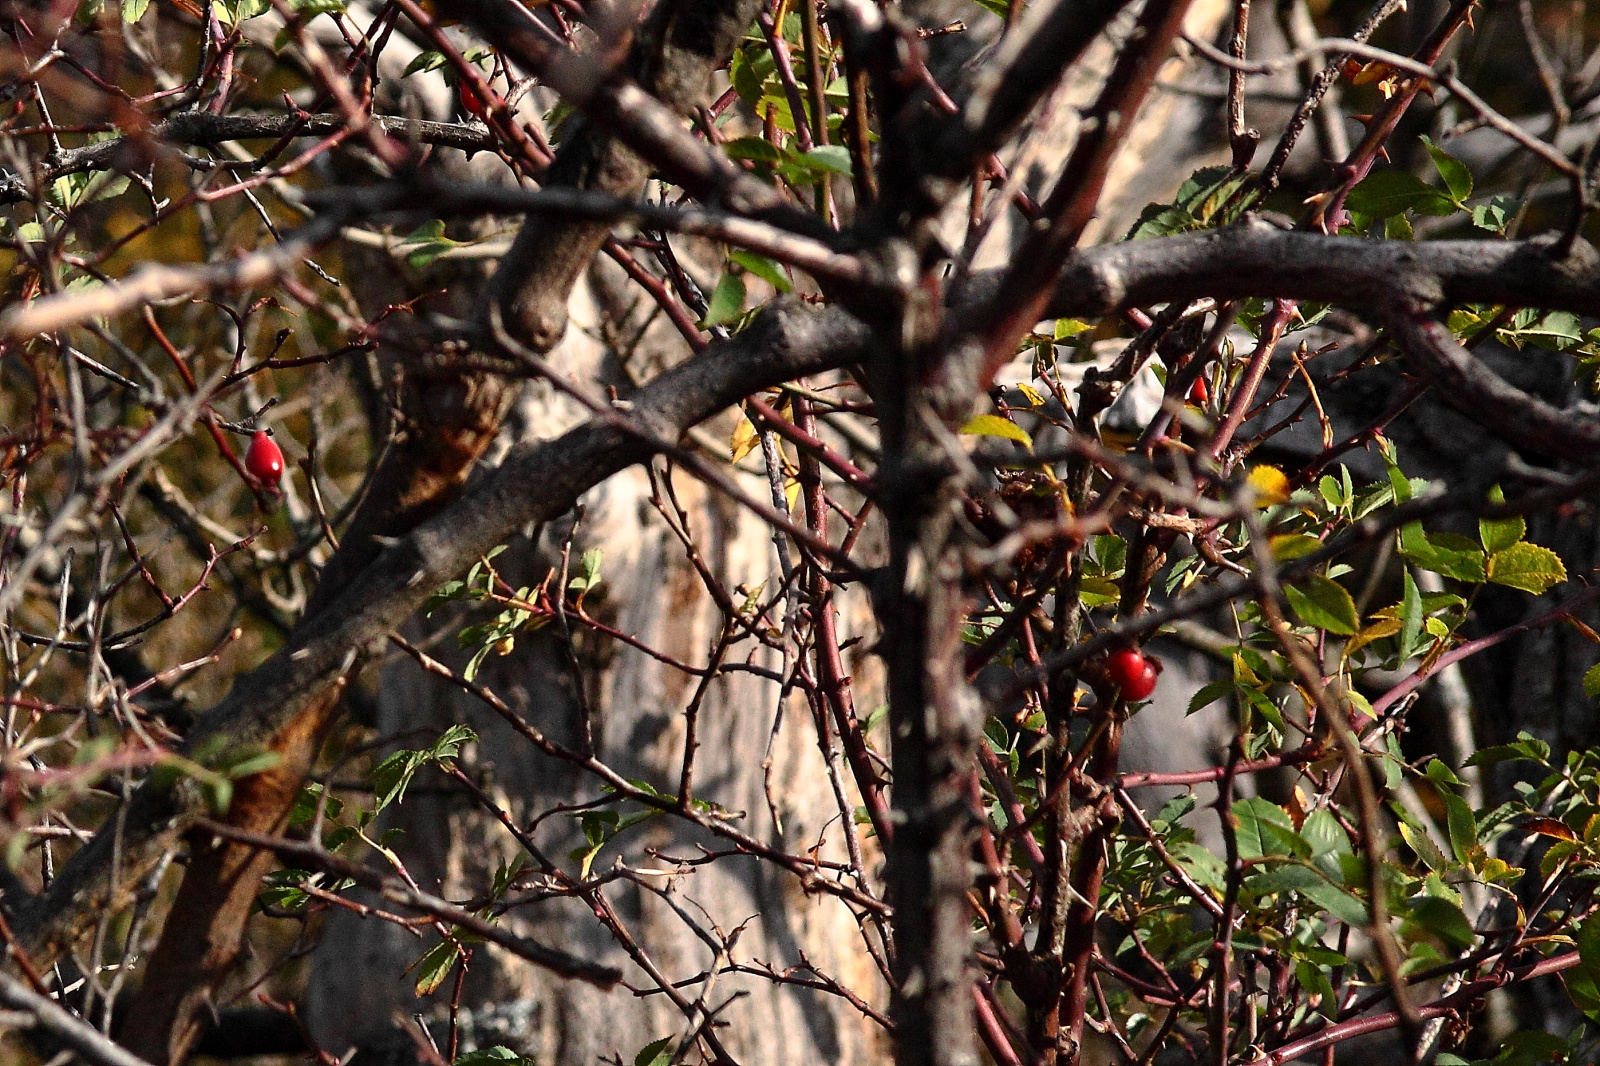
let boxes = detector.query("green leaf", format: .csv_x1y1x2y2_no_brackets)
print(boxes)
1297,958,1338,1019
1585,662,1600,700
634,1037,675,1066
1464,732,1550,766
729,249,791,293
700,273,746,328
1443,792,1477,866
403,49,448,77
1399,568,1424,661
960,414,1032,447
1399,523,1486,582
456,1048,533,1066
1563,965,1600,1025
1404,896,1475,952
412,939,458,996
1424,758,1463,789
1479,485,1525,554
1421,136,1473,204
1233,798,1308,860
1186,678,1235,716
1345,170,1455,219
1269,533,1322,561
798,145,852,175
1578,918,1600,974
1398,821,1451,872
1516,310,1585,351
225,751,282,780
1298,877,1370,928
1470,195,1517,235
721,136,785,165
569,548,604,593
1285,573,1359,635
1486,541,1567,594
121,0,151,20
1301,809,1352,859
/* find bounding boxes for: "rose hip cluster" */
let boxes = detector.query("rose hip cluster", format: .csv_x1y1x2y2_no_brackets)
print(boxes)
1105,647,1160,702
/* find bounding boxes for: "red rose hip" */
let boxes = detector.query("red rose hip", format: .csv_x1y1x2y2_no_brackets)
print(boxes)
245,430,284,486
458,81,487,119
1106,648,1159,701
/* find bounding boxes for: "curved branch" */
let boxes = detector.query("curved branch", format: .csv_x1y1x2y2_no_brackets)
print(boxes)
1029,219,1600,320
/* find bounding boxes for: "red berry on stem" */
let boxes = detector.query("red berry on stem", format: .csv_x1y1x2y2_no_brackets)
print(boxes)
458,81,487,118
1106,647,1159,701
1189,375,1209,404
245,431,284,486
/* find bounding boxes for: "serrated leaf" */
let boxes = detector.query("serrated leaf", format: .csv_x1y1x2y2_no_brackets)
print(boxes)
1421,136,1473,204
1286,574,1359,636
1486,541,1567,594
1299,877,1370,928
412,939,458,996
1399,568,1424,661
1187,678,1235,716
634,1036,674,1066
1345,617,1401,659
960,414,1032,447
1524,816,1576,842
1425,758,1463,788
1405,896,1475,951
1301,809,1352,859
1346,170,1456,218
1465,738,1549,767
1584,662,1600,700
1443,792,1477,866
1399,821,1450,872
1516,310,1585,351
1399,523,1486,582
1233,798,1308,860
1479,485,1524,554
456,1047,532,1066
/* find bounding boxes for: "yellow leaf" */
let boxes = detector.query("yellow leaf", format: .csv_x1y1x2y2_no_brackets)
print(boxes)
730,412,758,463
1344,617,1401,660
1016,382,1047,407
1099,429,1137,453
960,414,1032,448
1247,465,1291,506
